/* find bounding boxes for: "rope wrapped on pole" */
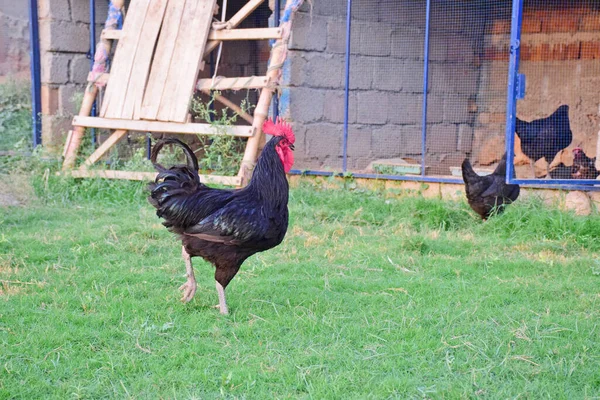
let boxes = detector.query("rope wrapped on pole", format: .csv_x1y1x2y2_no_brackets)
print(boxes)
62,0,125,169
237,0,304,186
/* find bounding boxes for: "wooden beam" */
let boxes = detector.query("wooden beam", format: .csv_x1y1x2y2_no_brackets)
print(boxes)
197,76,270,91
101,29,122,40
202,90,254,124
64,169,242,186
101,27,282,42
204,0,265,57
72,116,255,137
82,130,128,167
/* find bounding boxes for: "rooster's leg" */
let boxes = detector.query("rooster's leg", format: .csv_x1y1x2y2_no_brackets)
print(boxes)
216,281,229,315
179,246,197,303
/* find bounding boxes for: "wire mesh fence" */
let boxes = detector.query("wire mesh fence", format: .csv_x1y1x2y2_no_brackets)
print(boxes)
288,0,600,186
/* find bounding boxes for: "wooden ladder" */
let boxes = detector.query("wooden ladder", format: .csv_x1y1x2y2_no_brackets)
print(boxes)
61,0,293,187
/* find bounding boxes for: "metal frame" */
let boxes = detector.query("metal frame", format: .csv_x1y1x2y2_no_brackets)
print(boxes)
289,0,600,190
28,0,42,148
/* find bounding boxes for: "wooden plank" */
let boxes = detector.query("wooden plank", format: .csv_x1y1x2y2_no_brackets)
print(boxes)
165,0,216,123
72,116,254,137
202,90,253,124
101,29,122,40
82,130,128,167
139,0,186,121
103,27,282,42
122,0,169,120
65,169,242,186
209,27,282,41
204,0,265,57
197,76,270,91
100,0,151,118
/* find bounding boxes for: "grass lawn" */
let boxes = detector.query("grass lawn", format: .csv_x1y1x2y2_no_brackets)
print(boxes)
1,176,599,398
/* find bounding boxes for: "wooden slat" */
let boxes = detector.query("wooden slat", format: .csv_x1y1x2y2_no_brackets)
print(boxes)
102,27,283,42
101,29,122,40
197,76,270,91
204,0,265,56
65,169,242,186
72,116,254,137
100,0,151,118
157,0,216,122
202,90,253,124
82,130,128,167
139,0,186,121
123,0,169,120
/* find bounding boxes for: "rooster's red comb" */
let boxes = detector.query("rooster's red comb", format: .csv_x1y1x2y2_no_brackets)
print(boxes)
262,117,295,144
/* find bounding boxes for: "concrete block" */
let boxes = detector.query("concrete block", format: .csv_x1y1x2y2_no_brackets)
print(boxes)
304,53,344,88
289,13,327,52
352,0,380,22
400,60,424,93
299,1,346,17
38,0,71,21
360,23,391,57
391,28,424,60
457,124,474,152
347,125,372,157
305,123,343,158
70,54,91,84
289,87,325,123
290,122,307,158
349,22,365,54
429,64,479,95
372,125,421,158
59,84,83,115
1,1,28,19
323,90,345,124
373,58,403,91
41,52,70,84
41,85,59,115
357,91,388,125
387,93,422,125
444,96,471,124
71,0,110,23
427,124,458,153
425,94,444,124
428,32,448,62
287,51,307,87
40,20,90,53
349,55,374,90
326,19,347,54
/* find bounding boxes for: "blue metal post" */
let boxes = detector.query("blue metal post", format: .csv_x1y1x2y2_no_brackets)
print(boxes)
342,0,352,172
420,0,432,177
28,0,42,148
504,0,524,184
272,0,281,119
90,0,97,146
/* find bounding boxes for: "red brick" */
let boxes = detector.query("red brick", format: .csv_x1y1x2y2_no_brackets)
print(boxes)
521,13,542,33
542,13,579,33
490,19,511,35
580,12,600,31
41,85,59,115
581,41,600,59
483,46,509,61
566,42,581,60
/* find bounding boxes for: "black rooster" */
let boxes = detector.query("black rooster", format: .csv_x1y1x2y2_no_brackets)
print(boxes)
461,154,520,220
571,147,599,179
148,119,295,314
515,105,572,178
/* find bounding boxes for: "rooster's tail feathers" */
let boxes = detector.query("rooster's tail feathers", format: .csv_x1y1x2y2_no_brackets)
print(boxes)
150,138,199,172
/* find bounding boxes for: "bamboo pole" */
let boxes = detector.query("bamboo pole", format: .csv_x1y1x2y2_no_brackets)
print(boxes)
62,0,125,170
237,0,302,186
201,90,254,124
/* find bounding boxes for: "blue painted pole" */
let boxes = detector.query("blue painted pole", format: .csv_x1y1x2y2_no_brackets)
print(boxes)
504,0,524,184
420,0,432,177
342,0,352,172
28,0,42,148
90,0,97,146
272,0,281,119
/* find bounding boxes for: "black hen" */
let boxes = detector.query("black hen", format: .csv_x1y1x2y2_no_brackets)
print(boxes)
461,154,520,220
148,119,295,314
515,105,573,178
571,147,599,179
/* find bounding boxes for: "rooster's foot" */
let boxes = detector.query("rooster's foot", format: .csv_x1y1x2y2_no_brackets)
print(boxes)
178,279,197,303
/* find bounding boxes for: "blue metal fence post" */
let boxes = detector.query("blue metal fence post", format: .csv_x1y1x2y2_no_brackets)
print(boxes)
420,0,432,177
28,0,42,148
272,0,281,119
505,0,524,184
342,0,352,173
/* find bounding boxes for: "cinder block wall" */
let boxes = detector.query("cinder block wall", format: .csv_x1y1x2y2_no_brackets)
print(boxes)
285,1,486,174
0,2,30,80
38,0,108,151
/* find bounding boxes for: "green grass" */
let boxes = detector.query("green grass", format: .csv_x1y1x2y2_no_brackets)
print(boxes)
0,79,32,153
1,177,599,398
